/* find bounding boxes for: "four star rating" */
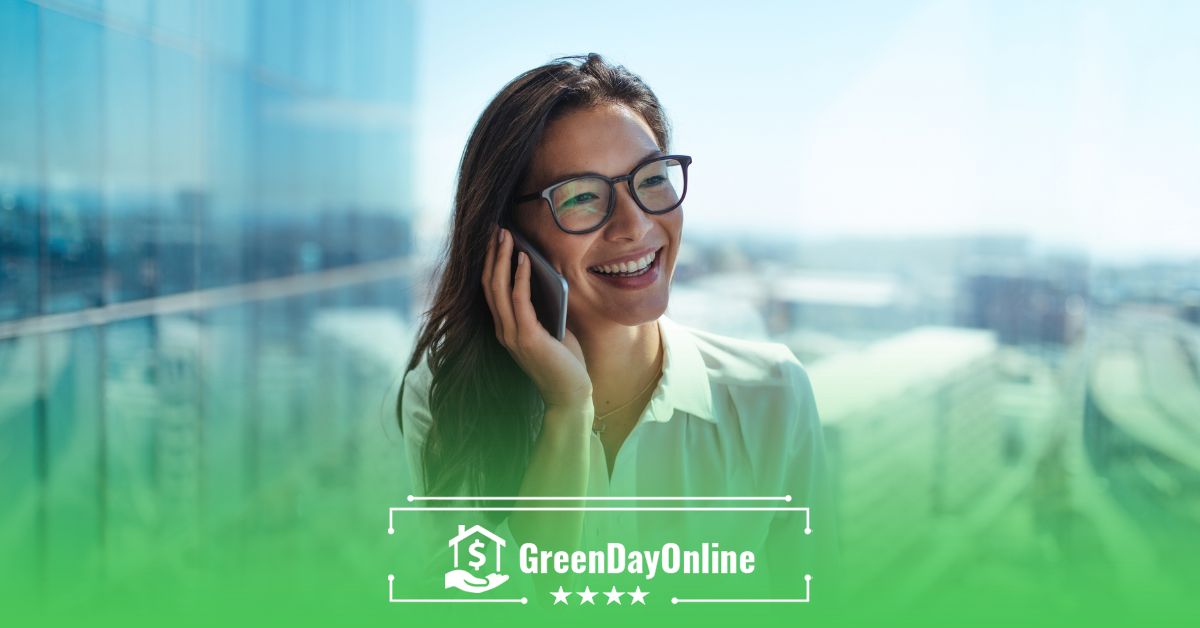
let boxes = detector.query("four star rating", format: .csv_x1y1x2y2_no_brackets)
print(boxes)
551,585,649,605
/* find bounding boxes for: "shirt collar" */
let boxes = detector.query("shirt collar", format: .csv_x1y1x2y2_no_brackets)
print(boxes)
647,314,716,424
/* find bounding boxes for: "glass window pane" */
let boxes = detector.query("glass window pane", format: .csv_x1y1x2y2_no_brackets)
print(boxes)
42,11,104,314
0,0,40,321
102,28,153,303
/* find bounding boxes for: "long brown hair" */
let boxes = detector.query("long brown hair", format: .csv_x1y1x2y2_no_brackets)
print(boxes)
396,53,671,499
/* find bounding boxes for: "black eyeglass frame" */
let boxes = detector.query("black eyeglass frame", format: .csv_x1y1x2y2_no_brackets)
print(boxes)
512,154,693,235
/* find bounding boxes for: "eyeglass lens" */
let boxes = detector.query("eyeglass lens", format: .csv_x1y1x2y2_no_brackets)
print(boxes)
549,157,686,232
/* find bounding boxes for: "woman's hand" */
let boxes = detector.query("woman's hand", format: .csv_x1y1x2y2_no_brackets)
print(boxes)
482,227,593,416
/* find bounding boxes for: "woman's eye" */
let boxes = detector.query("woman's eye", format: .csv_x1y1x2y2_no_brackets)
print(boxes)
638,175,667,188
560,192,600,209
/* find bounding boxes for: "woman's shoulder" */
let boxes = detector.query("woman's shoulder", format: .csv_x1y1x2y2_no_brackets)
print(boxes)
665,317,819,432
670,318,811,391
666,319,823,479
405,348,434,391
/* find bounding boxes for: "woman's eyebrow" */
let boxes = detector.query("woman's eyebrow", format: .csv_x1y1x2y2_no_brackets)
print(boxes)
542,148,665,186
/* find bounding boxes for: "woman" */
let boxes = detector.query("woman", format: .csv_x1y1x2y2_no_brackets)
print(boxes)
398,54,836,592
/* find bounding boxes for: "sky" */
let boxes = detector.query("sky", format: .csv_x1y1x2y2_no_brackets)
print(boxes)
414,0,1200,262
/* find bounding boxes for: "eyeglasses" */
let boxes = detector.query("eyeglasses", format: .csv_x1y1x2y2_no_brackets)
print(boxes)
513,154,692,234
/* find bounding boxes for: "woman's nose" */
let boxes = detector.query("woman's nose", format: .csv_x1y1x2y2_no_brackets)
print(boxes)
604,184,653,242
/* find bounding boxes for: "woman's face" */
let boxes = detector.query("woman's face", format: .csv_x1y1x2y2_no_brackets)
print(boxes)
513,103,682,333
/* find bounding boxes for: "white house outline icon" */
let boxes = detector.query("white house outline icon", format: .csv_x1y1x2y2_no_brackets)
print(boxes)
448,524,506,572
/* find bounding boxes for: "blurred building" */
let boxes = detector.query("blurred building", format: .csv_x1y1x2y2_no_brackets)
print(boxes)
678,268,949,364
766,271,910,337
665,284,771,341
1182,299,1200,326
0,0,419,599
959,273,1087,346
1084,320,1200,584
808,327,1003,589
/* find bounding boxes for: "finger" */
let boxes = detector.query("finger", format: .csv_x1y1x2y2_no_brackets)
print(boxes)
511,251,546,343
489,228,517,345
480,230,500,336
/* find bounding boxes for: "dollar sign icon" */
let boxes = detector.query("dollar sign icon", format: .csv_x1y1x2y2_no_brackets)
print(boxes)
467,539,487,571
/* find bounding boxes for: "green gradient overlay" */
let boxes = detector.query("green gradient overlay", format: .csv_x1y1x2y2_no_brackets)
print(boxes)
3,395,1196,627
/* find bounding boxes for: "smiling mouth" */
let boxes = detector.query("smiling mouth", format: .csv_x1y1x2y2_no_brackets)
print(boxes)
587,247,661,277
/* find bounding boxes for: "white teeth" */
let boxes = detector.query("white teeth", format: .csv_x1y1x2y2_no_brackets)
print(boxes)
591,250,657,275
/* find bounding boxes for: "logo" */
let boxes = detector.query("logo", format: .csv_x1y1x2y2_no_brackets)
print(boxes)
445,524,509,594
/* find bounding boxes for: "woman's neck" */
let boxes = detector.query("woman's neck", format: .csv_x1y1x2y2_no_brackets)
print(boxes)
574,318,663,417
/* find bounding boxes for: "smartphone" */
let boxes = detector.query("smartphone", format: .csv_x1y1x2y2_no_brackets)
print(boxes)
507,229,568,340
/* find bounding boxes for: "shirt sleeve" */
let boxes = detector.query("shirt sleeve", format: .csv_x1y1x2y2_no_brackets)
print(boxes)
761,354,843,602
398,357,450,582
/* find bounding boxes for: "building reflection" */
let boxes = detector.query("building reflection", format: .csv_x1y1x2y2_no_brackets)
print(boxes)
0,0,419,603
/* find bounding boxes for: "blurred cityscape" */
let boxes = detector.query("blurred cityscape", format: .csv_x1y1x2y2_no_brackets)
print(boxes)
669,233,1200,606
2,0,1198,614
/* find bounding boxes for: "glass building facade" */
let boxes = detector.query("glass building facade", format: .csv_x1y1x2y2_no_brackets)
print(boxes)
0,0,418,604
